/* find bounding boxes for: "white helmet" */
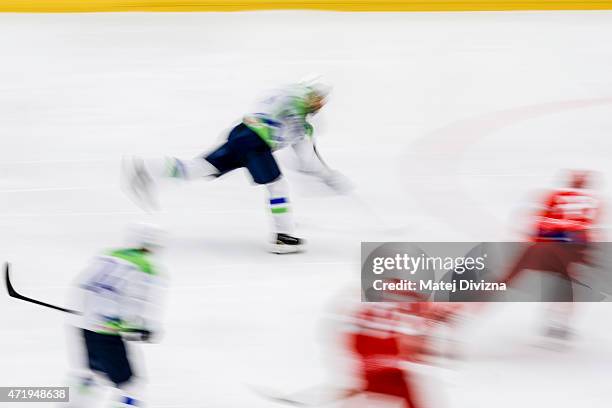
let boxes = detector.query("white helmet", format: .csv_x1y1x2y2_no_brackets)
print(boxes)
124,222,165,251
299,74,332,99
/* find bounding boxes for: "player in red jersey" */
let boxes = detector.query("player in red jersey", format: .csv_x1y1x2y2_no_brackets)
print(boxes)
532,170,601,243
349,304,418,407
342,300,462,408
251,293,464,408
502,170,601,285
499,171,602,340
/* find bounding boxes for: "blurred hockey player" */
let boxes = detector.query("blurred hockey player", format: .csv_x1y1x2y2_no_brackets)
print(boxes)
122,77,352,254
251,293,462,407
62,223,166,408
501,170,602,340
338,300,460,408
502,170,601,283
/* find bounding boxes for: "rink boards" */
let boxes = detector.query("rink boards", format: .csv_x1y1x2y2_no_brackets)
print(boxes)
1,9,612,408
1,0,612,12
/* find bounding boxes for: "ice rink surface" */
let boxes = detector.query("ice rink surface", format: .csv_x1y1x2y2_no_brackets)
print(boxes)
1,10,612,407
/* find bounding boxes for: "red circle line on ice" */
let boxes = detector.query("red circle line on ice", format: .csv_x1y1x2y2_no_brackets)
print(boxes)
403,97,612,238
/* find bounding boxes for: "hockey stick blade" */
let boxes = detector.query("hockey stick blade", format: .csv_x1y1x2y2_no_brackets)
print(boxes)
247,385,309,407
4,262,80,315
248,384,360,407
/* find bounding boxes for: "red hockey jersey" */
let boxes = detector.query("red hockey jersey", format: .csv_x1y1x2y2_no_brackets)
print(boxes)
533,188,600,242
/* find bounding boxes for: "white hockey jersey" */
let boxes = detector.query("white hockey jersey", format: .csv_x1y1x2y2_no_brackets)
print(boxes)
73,248,164,336
243,85,316,151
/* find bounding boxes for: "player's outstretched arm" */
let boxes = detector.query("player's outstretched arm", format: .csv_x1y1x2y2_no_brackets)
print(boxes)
291,136,353,194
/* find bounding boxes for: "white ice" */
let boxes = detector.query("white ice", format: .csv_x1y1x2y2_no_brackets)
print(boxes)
1,10,612,408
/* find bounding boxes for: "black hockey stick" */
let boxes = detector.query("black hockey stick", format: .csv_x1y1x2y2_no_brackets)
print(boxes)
4,262,154,340
312,144,329,170
4,262,80,314
249,386,308,407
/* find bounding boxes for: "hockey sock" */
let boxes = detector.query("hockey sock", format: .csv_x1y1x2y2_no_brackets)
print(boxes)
164,157,218,180
543,301,574,335
61,373,101,407
139,157,218,181
113,380,143,407
114,395,141,407
265,176,295,235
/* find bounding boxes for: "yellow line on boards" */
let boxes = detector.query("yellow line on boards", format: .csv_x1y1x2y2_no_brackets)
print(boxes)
1,0,612,12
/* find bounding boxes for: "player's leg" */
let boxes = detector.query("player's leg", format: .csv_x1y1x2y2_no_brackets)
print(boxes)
542,302,574,340
58,328,104,407
166,155,221,181
81,330,143,407
230,126,304,253
366,370,422,408
113,381,143,407
59,372,103,407
540,268,575,341
121,131,241,210
398,376,422,408
107,340,142,407
265,176,304,253
122,154,224,210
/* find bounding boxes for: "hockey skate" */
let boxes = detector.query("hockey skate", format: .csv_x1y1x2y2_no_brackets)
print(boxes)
121,156,159,211
269,233,305,254
545,325,574,341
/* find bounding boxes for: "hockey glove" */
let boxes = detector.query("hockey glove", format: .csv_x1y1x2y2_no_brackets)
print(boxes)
121,328,154,343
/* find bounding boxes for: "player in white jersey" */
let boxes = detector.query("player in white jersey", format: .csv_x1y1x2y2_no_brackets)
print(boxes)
62,223,165,408
122,77,351,254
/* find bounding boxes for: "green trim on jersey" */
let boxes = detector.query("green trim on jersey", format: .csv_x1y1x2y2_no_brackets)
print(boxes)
99,319,122,335
243,118,275,148
243,117,314,148
106,248,156,275
304,122,313,138
94,319,145,336
243,91,315,149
